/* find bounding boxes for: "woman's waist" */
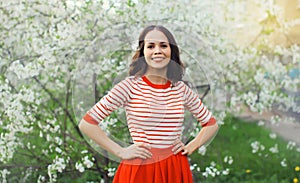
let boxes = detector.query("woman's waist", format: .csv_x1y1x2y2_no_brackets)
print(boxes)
149,145,173,155
121,145,185,165
131,136,180,147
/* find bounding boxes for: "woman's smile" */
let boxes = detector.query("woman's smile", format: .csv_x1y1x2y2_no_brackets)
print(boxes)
152,57,166,62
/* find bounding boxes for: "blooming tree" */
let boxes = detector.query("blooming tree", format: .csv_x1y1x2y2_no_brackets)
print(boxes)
0,0,299,182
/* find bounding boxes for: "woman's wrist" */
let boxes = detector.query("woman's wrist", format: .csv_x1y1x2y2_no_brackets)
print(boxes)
115,146,125,159
186,140,200,155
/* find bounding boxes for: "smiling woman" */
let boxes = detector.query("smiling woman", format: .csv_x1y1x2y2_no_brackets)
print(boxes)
130,25,184,86
143,30,171,79
78,25,219,183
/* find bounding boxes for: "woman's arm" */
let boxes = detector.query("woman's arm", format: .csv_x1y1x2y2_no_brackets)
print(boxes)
174,83,219,155
184,122,219,155
172,122,219,155
79,119,152,160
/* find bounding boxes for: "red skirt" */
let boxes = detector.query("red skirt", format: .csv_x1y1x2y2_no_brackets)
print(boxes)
113,146,194,183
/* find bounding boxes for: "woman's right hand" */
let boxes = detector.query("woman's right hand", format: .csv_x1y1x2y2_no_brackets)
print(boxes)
117,143,152,160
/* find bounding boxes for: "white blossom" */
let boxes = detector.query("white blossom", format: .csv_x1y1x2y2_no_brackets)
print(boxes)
37,175,46,183
257,120,265,126
81,150,88,154
190,164,197,171
75,162,85,173
0,169,11,183
198,146,207,156
286,141,296,150
107,168,116,177
224,156,234,165
55,137,63,146
269,144,279,154
280,158,287,167
83,156,94,169
55,147,62,154
251,141,265,154
222,168,230,175
48,156,68,174
269,133,277,139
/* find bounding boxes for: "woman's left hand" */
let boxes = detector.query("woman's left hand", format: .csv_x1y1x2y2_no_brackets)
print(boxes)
172,139,191,156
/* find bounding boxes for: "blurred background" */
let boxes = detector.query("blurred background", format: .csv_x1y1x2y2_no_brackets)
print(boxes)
0,0,299,182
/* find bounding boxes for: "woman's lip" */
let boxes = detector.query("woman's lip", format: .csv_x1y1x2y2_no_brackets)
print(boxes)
152,57,165,61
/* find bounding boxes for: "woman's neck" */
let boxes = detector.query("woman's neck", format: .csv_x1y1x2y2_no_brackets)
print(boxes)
144,68,168,84
144,73,168,84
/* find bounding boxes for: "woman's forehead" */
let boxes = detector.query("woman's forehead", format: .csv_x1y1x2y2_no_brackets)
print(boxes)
144,30,169,43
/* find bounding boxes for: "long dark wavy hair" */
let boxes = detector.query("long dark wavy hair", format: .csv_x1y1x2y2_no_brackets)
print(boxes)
129,25,185,84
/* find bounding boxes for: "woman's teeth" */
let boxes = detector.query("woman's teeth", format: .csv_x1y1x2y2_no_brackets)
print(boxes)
152,57,164,61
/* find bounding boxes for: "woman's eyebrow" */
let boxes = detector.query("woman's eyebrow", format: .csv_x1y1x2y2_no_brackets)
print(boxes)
145,41,168,44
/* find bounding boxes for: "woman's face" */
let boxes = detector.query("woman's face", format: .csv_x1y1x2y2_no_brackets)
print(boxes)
143,30,171,74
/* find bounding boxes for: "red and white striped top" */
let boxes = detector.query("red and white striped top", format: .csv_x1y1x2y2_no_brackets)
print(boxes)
83,75,216,148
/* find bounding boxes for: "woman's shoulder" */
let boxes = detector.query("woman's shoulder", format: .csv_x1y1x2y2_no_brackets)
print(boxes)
172,80,196,93
173,80,188,88
125,75,140,83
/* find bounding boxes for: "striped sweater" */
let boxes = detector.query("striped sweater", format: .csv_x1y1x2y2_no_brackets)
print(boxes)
83,75,216,148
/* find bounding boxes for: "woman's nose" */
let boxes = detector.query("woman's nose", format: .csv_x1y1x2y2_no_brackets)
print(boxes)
154,45,162,54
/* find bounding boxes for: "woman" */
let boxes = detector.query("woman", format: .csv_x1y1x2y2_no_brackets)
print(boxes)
79,25,219,183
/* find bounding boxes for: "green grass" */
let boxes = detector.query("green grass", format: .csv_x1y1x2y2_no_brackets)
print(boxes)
190,115,300,183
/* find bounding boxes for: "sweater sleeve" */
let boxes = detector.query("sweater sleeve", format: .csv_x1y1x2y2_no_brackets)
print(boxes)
183,83,216,127
83,78,132,125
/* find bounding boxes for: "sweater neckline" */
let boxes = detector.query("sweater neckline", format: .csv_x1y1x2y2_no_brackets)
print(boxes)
142,76,171,89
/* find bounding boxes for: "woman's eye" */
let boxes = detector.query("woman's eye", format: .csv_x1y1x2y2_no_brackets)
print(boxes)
161,44,168,48
147,45,154,49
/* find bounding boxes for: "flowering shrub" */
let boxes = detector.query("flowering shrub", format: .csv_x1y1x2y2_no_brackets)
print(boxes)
0,0,299,182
